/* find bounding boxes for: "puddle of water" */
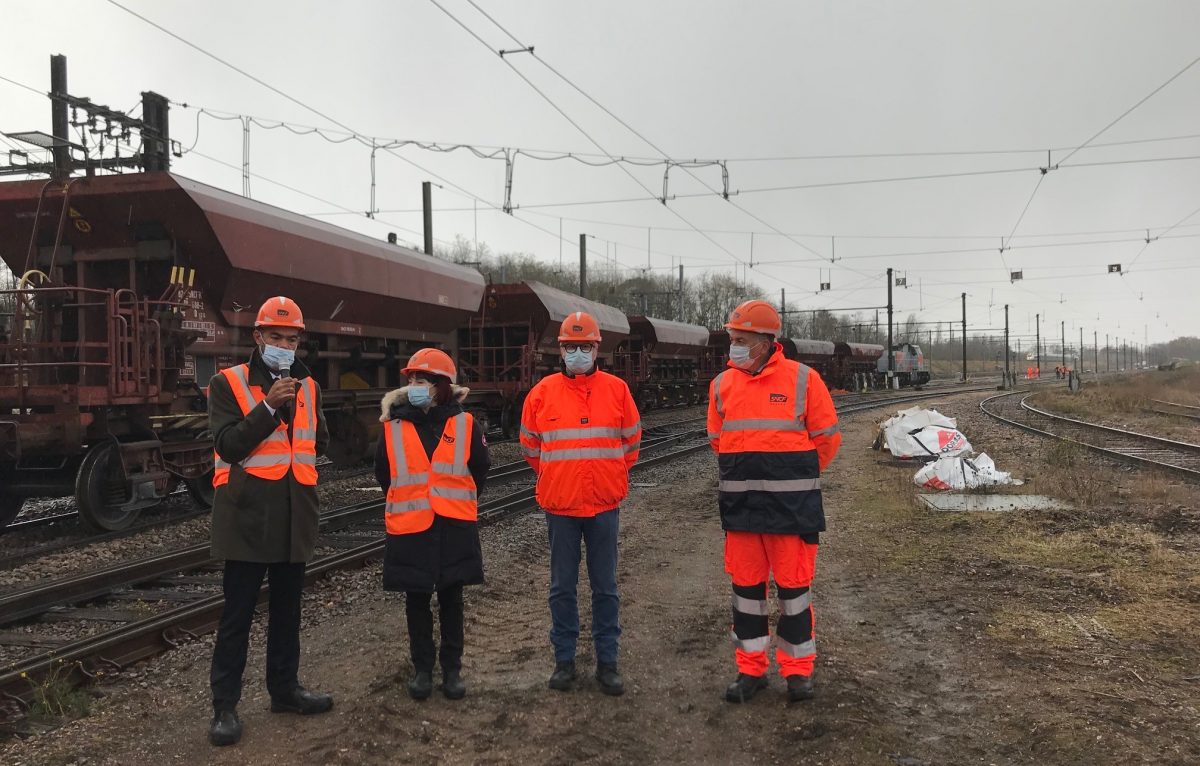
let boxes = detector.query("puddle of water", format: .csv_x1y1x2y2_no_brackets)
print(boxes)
918,494,1070,512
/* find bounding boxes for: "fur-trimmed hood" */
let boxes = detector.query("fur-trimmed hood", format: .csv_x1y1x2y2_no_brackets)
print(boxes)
379,384,470,422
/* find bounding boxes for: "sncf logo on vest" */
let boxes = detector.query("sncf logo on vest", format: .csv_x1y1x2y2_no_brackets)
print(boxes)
769,393,789,403
442,434,456,444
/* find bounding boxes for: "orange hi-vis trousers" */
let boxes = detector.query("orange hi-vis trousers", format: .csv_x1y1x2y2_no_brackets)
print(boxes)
725,530,818,678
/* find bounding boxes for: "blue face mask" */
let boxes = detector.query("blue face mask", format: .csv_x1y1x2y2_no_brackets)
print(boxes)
260,344,295,373
407,384,433,408
564,349,595,374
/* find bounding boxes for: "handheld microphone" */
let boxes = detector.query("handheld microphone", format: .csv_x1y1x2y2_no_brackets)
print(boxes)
279,366,294,423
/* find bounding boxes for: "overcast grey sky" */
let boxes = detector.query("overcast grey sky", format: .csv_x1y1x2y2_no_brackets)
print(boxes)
3,0,1198,347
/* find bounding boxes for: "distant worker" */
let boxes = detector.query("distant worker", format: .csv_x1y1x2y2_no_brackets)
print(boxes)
707,300,842,705
520,311,641,696
375,348,490,701
207,297,333,747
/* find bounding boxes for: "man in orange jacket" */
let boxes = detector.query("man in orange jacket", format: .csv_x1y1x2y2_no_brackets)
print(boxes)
520,311,641,696
707,300,842,705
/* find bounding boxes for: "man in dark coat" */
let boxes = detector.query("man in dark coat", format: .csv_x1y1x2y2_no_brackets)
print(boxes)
207,296,333,747
375,370,489,700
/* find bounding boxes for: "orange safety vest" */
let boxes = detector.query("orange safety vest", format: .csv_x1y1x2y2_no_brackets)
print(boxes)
383,412,478,535
707,345,839,535
212,364,318,488
519,369,642,517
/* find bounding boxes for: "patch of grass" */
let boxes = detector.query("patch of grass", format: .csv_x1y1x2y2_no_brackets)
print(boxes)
998,523,1180,577
1124,473,1195,506
24,661,93,721
127,599,157,618
1038,367,1200,422
985,607,1082,648
1027,440,1107,507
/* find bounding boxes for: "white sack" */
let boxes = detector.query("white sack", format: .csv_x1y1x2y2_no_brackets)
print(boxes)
913,452,1021,490
879,406,972,459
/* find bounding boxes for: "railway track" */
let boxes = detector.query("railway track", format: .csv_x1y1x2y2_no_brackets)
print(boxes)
0,424,710,711
980,391,1200,481
0,463,379,570
1148,399,1200,423
0,385,1019,713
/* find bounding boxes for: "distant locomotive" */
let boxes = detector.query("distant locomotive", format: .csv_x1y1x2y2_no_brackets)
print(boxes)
877,343,931,387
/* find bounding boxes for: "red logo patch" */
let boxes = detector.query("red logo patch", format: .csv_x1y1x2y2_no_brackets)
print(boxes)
276,308,289,316
770,393,789,403
572,324,583,332
442,434,456,444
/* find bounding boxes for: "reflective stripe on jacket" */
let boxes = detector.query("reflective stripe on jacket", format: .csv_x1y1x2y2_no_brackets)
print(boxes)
520,368,641,517
212,364,318,488
706,344,842,534
384,412,478,534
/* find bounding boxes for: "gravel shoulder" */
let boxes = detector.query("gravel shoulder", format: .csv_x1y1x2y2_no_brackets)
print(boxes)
4,390,1199,765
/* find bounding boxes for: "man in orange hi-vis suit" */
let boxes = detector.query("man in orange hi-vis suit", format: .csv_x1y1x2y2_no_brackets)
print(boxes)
520,311,641,697
707,300,842,705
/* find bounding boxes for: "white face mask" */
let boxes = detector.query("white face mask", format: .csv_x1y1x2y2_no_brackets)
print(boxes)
729,340,765,370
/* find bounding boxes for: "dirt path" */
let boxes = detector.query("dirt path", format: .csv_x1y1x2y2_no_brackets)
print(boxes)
5,389,1199,765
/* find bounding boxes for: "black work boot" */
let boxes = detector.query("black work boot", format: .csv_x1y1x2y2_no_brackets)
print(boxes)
442,668,466,700
548,660,577,692
724,673,768,703
595,663,625,696
270,686,333,715
786,674,814,703
208,709,242,747
408,670,433,700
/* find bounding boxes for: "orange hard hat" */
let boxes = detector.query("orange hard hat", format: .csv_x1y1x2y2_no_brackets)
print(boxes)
254,296,305,330
403,347,457,384
557,311,602,343
724,299,781,335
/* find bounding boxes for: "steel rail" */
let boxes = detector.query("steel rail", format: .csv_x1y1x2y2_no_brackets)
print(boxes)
0,430,709,707
0,384,1024,708
979,391,1200,481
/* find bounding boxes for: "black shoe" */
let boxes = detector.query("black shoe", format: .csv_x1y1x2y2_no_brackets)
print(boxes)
548,660,577,692
208,709,242,747
408,670,433,700
442,668,466,700
270,687,334,715
595,663,625,697
724,673,768,703
786,674,814,703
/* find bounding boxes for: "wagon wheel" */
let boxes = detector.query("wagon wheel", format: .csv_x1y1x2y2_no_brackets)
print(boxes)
500,403,518,440
637,388,656,412
75,442,144,531
185,470,216,509
0,494,25,532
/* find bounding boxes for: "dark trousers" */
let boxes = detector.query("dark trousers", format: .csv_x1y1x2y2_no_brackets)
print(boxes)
405,584,465,672
210,560,306,712
545,508,621,665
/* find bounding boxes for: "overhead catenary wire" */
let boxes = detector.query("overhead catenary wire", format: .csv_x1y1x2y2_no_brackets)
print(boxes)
16,3,1190,338
0,73,45,97
104,0,677,278
306,205,1200,244
427,0,825,295
162,99,1200,166
1125,199,1200,269
457,0,844,275
1056,49,1200,167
